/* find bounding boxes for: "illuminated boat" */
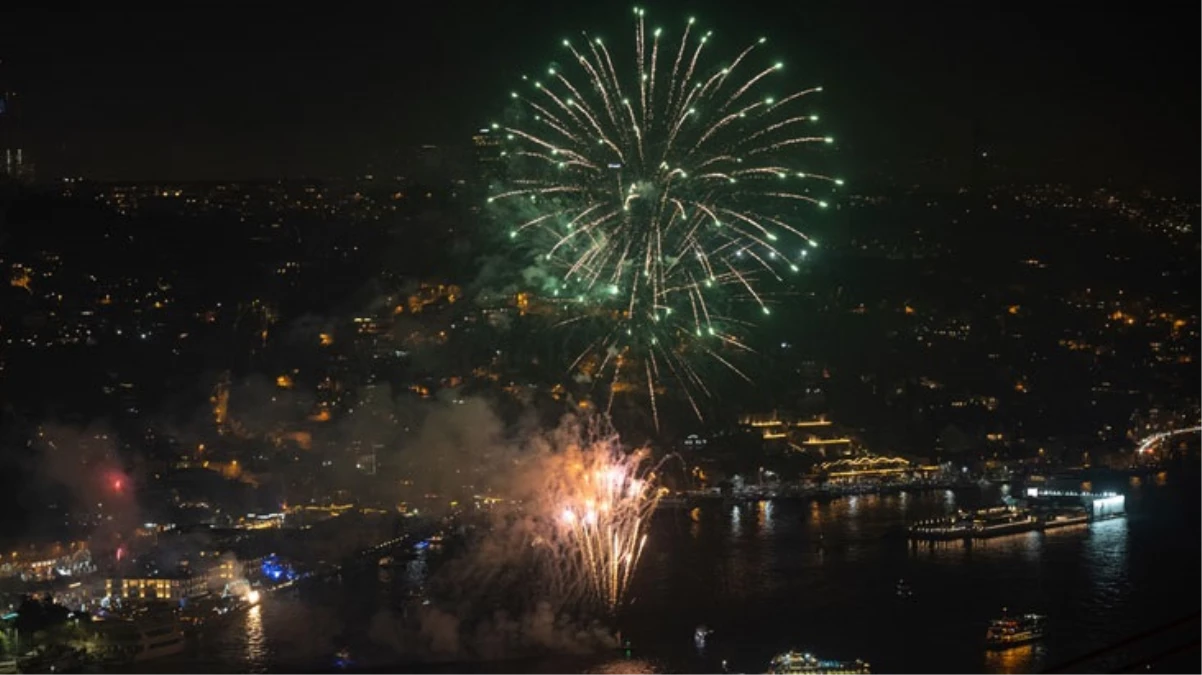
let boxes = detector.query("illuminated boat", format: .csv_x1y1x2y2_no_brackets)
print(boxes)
694,625,713,648
767,651,871,674
985,609,1046,649
909,505,1038,541
100,615,187,663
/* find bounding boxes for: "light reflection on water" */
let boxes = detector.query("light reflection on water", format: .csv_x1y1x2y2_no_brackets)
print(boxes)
193,478,1198,674
589,657,660,674
983,643,1046,674
244,604,267,669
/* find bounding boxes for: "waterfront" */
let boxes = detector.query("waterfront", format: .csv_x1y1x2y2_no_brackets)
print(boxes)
136,473,1198,673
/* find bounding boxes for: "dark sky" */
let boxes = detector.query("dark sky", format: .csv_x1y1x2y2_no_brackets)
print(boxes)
1,1,1197,188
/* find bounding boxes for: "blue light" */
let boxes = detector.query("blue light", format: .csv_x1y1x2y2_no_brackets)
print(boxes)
260,555,296,583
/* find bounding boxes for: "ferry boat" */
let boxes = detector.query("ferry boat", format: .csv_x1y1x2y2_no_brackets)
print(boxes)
767,651,871,674
100,615,187,663
909,505,1038,541
985,609,1047,649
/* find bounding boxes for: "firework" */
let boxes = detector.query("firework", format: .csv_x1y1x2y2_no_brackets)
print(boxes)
524,420,665,614
489,8,838,425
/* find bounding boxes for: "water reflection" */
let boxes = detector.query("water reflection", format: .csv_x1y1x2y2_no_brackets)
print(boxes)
244,604,267,669
1083,518,1129,609
756,500,774,534
911,530,1044,565
591,657,660,673
983,643,1047,674
194,479,1195,675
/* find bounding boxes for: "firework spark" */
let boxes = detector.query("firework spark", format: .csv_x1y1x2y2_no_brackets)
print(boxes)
525,420,665,614
490,8,838,426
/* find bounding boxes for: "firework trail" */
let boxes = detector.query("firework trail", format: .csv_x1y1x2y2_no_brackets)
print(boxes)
510,417,666,615
489,8,839,427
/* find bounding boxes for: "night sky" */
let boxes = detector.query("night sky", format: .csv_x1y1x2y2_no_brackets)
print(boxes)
2,1,1197,188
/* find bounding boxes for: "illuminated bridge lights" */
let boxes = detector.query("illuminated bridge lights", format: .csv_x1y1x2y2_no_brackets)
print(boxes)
1136,425,1202,454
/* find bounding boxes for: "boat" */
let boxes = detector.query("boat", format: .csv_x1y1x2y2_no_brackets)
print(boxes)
694,625,713,648
767,651,871,674
100,614,187,663
895,579,913,599
909,505,1038,541
16,646,88,673
985,609,1046,649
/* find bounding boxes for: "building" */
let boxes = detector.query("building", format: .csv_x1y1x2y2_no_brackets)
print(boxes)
0,541,93,582
738,411,855,457
356,452,377,476
105,574,204,603
471,128,503,186
0,89,33,182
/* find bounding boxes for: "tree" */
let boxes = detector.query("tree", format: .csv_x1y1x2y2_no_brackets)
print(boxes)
936,424,973,462
13,595,70,641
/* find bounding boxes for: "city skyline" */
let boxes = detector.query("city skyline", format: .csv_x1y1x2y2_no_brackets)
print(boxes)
0,4,1197,673
0,2,1197,188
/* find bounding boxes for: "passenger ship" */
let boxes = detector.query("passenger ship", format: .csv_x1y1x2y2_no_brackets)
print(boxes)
100,614,187,663
985,609,1047,649
767,651,871,674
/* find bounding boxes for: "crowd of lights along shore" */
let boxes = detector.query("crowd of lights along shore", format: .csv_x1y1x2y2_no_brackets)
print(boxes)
533,430,665,614
488,7,840,426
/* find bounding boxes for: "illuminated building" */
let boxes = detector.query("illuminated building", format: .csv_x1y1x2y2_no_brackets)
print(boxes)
355,452,377,476
105,574,204,603
816,455,940,481
738,411,855,457
0,541,93,581
472,127,503,184
0,75,33,182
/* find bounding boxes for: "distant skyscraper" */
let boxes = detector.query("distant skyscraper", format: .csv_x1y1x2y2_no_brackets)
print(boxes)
471,127,503,186
0,82,33,182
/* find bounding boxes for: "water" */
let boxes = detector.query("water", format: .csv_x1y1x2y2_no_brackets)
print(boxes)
145,475,1199,673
